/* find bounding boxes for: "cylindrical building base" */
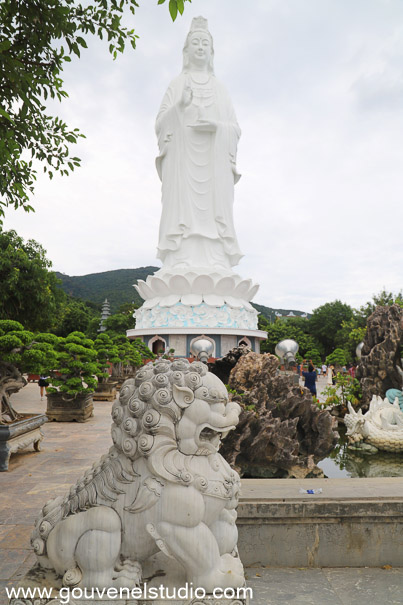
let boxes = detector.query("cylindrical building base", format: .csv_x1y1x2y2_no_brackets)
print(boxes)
127,327,267,358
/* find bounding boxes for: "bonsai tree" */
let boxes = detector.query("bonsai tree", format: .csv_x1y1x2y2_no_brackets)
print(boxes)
303,349,322,368
93,333,120,385
110,336,154,380
163,348,176,360
326,348,348,368
47,332,100,397
131,337,154,362
0,320,58,423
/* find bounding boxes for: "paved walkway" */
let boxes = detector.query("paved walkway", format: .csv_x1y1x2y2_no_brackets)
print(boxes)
1,383,403,605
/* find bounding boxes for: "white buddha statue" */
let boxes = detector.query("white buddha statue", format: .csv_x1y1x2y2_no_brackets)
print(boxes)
155,16,243,272
133,17,262,332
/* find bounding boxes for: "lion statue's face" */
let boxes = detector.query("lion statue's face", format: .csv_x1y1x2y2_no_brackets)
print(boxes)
110,359,241,461
175,372,241,455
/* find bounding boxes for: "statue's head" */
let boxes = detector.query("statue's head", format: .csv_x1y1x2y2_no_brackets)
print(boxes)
344,402,365,437
183,16,214,73
111,359,241,460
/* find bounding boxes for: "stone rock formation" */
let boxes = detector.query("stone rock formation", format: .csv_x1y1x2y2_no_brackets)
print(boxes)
208,344,251,384
215,350,339,478
356,304,403,409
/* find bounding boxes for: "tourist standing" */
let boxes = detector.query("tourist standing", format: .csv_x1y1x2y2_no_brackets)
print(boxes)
38,375,49,400
300,362,317,396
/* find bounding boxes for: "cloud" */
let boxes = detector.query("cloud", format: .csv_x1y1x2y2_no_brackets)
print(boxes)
3,0,403,313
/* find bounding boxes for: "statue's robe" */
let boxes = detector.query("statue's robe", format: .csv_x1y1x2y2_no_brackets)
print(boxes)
155,73,243,270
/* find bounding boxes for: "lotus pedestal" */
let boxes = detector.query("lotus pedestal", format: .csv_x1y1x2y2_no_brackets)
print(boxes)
128,269,267,358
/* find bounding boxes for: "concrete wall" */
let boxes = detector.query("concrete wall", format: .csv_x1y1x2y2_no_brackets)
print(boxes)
221,335,237,356
237,478,403,567
168,334,187,356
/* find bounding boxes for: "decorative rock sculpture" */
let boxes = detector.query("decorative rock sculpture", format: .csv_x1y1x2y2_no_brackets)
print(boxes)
344,395,403,453
208,344,251,384
215,350,339,478
356,304,403,409
29,360,246,601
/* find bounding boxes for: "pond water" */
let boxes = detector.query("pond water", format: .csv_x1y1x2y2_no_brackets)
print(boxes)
317,425,403,478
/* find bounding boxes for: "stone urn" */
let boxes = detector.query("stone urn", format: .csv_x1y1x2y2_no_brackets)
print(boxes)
46,392,94,422
0,413,48,471
93,381,118,402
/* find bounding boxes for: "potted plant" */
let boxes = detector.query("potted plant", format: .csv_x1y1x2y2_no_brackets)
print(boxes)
46,331,100,422
0,320,57,471
108,336,154,390
93,333,119,401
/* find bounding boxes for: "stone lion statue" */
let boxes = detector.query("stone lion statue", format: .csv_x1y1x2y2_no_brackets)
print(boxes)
31,359,244,593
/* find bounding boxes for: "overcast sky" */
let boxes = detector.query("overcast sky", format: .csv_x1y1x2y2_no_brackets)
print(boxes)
4,0,403,313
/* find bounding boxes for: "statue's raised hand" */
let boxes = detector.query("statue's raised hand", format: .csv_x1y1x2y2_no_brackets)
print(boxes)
179,78,193,109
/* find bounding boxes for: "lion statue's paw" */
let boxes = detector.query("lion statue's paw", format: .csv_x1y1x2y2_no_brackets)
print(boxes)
196,553,245,591
219,552,245,580
112,559,142,588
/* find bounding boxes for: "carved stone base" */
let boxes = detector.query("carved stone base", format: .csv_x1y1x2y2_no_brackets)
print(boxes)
46,393,94,422
135,301,258,331
0,413,47,471
133,268,260,332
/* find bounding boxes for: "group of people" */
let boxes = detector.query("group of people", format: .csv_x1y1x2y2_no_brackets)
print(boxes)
299,360,357,396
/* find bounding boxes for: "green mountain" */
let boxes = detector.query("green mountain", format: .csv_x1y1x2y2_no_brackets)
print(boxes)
55,267,308,319
55,267,159,312
253,303,309,323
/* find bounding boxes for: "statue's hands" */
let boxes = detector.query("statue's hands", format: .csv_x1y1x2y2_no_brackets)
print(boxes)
179,83,193,109
188,119,217,133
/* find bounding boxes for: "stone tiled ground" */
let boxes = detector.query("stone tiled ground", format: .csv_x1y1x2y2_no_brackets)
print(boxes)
0,383,112,604
1,382,403,605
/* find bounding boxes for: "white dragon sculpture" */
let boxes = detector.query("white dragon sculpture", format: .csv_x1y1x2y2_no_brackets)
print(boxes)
344,394,403,453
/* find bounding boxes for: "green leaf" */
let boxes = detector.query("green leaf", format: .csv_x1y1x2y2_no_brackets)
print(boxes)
0,107,15,123
169,0,178,21
0,40,12,52
177,0,184,14
76,36,88,49
0,0,150,217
